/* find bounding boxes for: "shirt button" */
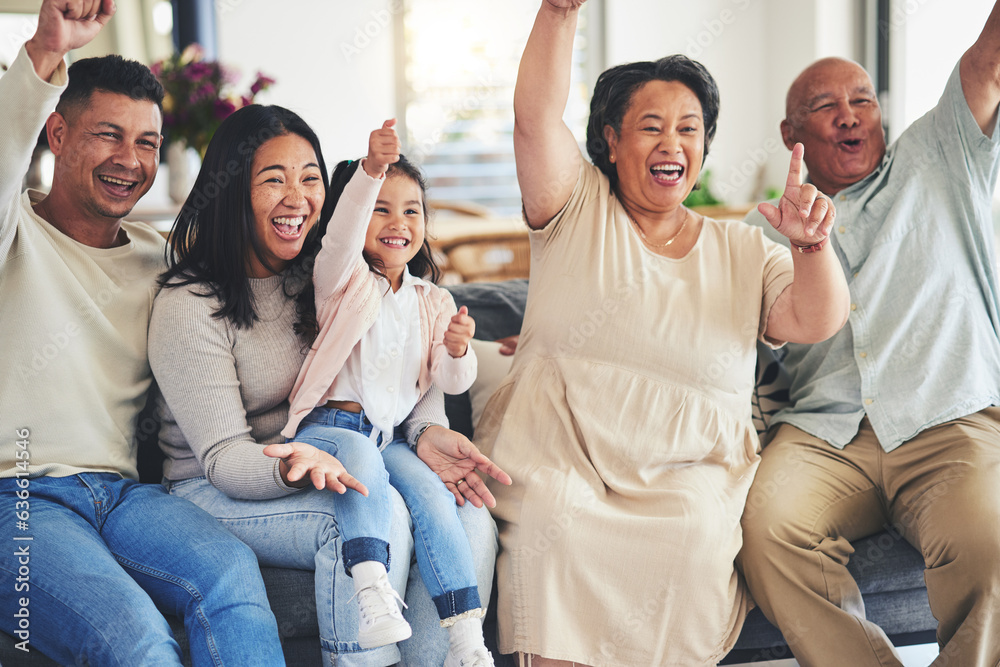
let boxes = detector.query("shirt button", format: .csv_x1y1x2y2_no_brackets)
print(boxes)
387,386,395,394
838,226,847,234
840,195,847,201
859,352,867,358
850,303,857,311
864,398,874,405
853,272,859,278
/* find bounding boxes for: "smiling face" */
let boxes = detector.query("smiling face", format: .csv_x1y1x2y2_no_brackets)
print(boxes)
603,80,705,218
782,58,887,195
364,174,426,291
50,90,162,222
248,133,325,278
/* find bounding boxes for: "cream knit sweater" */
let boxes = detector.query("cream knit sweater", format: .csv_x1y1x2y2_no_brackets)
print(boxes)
1,46,166,479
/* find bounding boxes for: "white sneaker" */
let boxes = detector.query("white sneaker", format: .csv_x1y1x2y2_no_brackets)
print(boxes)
351,572,412,649
444,645,494,667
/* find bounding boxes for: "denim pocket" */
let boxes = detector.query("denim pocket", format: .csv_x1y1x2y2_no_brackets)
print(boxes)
163,476,206,494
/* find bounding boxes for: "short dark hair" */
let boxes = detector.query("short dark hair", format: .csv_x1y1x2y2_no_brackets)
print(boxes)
57,55,164,118
159,104,330,330
586,55,720,192
292,155,442,343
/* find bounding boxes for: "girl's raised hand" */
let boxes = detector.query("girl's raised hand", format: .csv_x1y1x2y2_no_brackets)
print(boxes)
443,306,475,358
363,119,401,179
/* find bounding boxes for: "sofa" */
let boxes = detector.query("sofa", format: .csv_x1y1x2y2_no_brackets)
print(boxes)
0,279,937,666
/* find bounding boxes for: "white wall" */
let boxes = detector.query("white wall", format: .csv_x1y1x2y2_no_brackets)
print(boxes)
216,0,398,163
888,0,994,141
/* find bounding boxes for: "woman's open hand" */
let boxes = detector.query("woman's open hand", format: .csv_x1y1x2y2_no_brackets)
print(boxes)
758,143,835,248
263,442,368,495
363,119,401,179
415,425,511,508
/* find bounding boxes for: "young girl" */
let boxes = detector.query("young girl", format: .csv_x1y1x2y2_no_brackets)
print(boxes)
281,120,498,667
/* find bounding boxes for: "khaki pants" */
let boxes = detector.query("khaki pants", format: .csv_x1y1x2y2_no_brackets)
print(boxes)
737,408,1000,667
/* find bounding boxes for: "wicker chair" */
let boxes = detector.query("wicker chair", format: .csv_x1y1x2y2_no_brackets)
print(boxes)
435,231,531,283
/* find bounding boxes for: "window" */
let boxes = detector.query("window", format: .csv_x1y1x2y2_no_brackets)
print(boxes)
397,1,604,216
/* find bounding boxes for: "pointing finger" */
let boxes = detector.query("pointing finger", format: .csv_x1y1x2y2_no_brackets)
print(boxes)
341,473,368,496
784,142,805,192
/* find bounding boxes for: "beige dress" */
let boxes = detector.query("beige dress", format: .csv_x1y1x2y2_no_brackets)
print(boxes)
476,161,794,666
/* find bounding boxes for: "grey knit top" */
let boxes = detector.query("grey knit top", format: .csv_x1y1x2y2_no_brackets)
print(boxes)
149,273,446,500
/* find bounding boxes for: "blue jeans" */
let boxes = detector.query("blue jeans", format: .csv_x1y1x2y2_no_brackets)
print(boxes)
169,473,497,666
296,407,482,620
0,474,282,666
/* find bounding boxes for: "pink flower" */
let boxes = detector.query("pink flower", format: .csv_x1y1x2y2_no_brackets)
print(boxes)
221,65,240,86
178,43,204,66
250,72,276,96
192,83,216,102
186,61,213,80
213,98,237,119
151,45,277,154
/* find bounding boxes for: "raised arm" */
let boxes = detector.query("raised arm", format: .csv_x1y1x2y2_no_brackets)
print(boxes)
761,143,850,344
514,1,586,228
25,0,114,82
0,0,113,263
313,121,399,307
961,0,1000,136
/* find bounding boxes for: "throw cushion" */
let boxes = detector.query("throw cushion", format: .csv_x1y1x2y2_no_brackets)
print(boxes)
469,339,515,431
752,341,792,440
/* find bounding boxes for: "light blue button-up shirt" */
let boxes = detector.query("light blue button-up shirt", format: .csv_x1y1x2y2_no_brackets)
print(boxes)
747,62,1000,451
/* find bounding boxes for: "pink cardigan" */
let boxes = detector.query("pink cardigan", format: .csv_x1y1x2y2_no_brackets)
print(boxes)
282,165,477,439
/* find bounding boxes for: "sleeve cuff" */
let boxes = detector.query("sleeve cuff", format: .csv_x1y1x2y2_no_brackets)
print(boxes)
434,345,479,394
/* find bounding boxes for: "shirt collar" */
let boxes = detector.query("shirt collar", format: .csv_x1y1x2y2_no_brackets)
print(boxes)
378,266,430,292
829,147,893,200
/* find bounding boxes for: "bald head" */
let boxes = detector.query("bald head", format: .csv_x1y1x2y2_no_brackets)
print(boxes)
785,58,875,125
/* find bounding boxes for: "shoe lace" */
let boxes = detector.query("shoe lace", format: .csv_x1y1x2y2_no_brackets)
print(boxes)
349,574,408,622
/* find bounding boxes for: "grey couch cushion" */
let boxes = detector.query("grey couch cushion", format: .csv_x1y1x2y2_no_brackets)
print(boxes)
445,279,528,342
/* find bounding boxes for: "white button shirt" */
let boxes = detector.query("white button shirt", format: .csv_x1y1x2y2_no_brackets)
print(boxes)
327,270,426,446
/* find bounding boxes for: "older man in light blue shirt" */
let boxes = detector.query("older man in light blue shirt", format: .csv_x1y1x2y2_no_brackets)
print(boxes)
737,3,1000,665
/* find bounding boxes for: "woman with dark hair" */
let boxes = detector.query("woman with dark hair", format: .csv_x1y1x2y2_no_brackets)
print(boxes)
148,104,499,666
474,1,850,664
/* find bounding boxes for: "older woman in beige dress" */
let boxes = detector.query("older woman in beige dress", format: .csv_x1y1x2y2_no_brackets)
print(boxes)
474,1,851,665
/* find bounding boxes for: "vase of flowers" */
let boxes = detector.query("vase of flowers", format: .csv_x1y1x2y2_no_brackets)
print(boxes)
152,44,275,203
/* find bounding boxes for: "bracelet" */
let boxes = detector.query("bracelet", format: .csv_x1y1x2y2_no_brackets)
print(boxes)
410,422,436,449
791,236,829,254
